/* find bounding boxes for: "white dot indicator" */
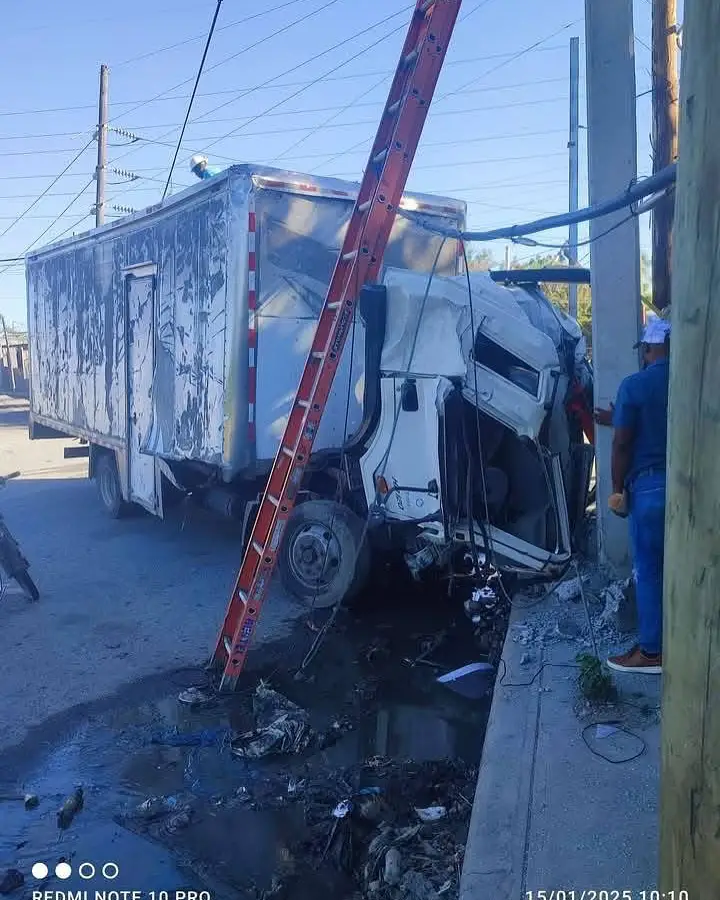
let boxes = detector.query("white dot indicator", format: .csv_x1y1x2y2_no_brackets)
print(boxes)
31,863,49,880
102,863,119,880
55,862,72,880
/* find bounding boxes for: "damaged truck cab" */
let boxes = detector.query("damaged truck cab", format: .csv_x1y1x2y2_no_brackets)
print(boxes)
25,165,593,610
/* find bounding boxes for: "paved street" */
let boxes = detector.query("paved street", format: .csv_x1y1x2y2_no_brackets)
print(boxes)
0,395,301,753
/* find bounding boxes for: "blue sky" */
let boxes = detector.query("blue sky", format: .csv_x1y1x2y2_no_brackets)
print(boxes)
0,0,659,326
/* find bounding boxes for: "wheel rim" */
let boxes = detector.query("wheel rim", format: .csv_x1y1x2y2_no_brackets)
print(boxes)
99,465,117,509
288,522,342,591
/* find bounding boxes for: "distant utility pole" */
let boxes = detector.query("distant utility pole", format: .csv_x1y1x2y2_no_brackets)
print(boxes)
0,314,16,393
651,0,679,310
660,1,720,893
567,36,580,319
585,0,642,570
95,64,109,228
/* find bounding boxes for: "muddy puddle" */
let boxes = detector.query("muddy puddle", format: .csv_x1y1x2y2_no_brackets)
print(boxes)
0,578,494,900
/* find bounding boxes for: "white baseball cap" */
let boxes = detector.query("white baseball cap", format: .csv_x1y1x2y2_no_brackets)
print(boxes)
634,314,670,348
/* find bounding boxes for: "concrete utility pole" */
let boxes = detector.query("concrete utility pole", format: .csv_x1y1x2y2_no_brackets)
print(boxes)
95,64,109,227
660,1,720,892
651,0,679,310
0,314,16,393
584,0,642,570
567,36,580,319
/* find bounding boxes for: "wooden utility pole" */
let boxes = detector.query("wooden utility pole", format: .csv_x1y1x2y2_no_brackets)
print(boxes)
651,0,679,310
95,64,109,227
660,0,720,894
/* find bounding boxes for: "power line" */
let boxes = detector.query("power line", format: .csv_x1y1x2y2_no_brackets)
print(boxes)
110,0,347,125
326,151,567,179
0,46,572,121
162,0,224,200
114,0,316,67
310,19,581,174
0,137,94,241
107,4,418,176
268,0,496,164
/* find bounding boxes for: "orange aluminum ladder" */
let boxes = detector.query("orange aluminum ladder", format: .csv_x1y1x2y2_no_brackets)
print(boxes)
212,0,463,690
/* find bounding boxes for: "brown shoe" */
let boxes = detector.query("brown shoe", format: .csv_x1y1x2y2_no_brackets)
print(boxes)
606,645,662,674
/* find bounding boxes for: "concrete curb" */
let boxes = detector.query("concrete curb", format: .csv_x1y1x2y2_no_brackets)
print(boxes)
460,604,541,900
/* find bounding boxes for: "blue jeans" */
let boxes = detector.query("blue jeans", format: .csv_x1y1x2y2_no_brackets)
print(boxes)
628,471,666,655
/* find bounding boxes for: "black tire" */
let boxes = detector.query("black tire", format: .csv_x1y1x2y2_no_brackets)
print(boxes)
95,452,129,519
279,500,370,609
14,568,39,602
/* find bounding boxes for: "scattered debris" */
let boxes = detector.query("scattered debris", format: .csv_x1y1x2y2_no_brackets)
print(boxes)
231,683,313,759
0,792,38,810
0,869,24,895
596,580,628,629
400,869,440,900
415,806,447,824
384,848,402,885
57,786,84,830
552,576,582,603
177,686,216,707
595,723,620,739
436,663,494,699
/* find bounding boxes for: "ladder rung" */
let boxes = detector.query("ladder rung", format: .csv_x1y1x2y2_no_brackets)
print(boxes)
357,199,371,212
403,48,419,66
281,446,294,457
311,351,325,360
251,540,264,556
223,636,232,655
268,494,280,507
387,100,401,116
373,148,388,165
343,249,358,261
328,300,342,309
297,399,311,408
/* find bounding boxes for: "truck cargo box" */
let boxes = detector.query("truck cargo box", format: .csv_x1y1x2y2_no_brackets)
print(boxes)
26,165,464,514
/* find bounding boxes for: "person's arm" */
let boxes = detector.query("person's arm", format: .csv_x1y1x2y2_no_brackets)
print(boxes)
611,379,637,493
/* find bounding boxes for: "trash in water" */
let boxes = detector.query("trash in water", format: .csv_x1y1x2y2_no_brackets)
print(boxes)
0,792,38,810
177,686,215,707
231,683,312,759
123,795,194,835
400,869,440,900
0,870,24,895
383,847,402,885
414,806,447,824
436,662,494,699
333,799,353,819
595,723,620,740
57,786,83,830
131,795,181,821
150,727,228,747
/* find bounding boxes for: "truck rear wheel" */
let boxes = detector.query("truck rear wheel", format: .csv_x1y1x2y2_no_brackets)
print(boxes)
279,500,370,609
95,452,129,519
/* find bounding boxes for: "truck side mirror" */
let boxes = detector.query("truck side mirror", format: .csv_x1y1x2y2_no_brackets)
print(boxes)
401,379,419,412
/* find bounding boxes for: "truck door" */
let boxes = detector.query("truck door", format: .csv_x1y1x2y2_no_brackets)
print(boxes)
125,269,160,515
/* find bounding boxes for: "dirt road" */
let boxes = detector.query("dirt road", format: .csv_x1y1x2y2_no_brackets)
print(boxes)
0,395,301,753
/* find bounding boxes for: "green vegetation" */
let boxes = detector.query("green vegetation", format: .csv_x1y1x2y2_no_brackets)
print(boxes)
576,652,617,704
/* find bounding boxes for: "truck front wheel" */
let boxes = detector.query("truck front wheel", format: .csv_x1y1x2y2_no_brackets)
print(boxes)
279,500,370,609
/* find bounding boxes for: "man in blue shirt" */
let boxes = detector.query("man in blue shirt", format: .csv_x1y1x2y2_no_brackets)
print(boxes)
594,315,670,674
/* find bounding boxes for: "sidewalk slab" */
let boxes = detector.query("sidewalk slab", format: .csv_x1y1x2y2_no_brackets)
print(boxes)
461,584,660,900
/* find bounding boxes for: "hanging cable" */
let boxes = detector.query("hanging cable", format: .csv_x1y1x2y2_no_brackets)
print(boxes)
0,136,94,241
162,0,224,200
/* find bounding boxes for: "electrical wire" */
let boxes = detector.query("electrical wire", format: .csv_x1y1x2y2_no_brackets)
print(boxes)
109,0,347,126
312,18,580,174
114,0,316,68
162,0,224,200
0,137,94,241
